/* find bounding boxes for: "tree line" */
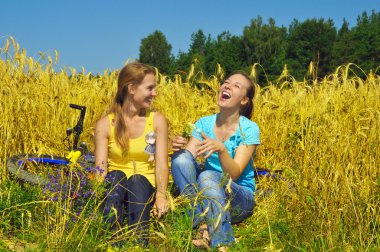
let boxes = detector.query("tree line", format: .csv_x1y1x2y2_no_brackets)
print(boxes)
139,11,380,83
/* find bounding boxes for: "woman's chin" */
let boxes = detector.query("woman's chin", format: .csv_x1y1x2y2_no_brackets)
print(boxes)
143,101,153,108
218,98,230,107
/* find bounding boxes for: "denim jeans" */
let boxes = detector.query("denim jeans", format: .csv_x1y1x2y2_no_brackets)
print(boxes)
102,170,155,247
171,149,255,248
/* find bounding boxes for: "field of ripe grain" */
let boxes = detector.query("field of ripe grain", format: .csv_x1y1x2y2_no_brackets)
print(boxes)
0,38,379,251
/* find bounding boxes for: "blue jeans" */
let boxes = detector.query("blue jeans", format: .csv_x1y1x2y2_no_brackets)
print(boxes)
171,149,255,248
102,170,155,247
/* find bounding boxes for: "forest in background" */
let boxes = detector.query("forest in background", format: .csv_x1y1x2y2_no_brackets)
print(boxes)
139,11,380,83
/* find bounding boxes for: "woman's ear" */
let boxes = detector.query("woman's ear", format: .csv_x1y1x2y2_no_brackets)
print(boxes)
128,83,135,94
241,96,249,106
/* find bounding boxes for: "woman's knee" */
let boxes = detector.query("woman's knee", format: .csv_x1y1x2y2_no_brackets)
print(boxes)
197,170,224,195
171,149,194,171
197,170,220,185
106,170,128,187
107,170,126,179
127,174,150,184
127,174,154,200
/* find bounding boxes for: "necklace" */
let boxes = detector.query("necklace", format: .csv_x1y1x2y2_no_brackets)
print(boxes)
217,127,233,142
215,123,238,142
220,132,230,142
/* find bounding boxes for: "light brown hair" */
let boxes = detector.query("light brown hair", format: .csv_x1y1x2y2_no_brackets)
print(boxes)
110,62,156,150
229,71,256,118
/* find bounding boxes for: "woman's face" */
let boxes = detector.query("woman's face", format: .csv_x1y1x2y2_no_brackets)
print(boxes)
218,74,249,109
130,73,157,109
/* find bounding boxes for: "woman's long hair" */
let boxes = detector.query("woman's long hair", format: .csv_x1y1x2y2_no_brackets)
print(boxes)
110,62,155,151
232,71,256,119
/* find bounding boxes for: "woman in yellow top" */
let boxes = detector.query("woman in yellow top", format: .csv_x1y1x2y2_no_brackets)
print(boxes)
94,62,169,247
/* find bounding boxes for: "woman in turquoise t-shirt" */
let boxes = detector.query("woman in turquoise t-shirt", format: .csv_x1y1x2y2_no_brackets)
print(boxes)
171,71,260,251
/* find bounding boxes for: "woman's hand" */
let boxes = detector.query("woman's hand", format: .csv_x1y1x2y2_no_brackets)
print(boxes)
171,135,189,152
197,132,226,158
153,192,169,219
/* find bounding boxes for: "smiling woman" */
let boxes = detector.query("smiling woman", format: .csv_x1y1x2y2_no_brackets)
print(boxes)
94,62,169,248
170,71,260,251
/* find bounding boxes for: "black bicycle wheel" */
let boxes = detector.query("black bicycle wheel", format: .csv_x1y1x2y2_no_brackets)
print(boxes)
6,154,70,186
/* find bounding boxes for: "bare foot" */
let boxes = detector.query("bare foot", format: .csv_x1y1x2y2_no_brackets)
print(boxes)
192,224,210,250
217,246,229,252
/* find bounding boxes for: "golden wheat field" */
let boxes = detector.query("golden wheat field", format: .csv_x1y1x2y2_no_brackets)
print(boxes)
0,37,379,251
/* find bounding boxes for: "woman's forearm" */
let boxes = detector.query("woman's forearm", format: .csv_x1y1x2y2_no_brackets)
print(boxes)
155,166,169,197
218,147,242,180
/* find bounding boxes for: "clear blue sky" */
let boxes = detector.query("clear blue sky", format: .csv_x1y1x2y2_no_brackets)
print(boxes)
1,0,379,74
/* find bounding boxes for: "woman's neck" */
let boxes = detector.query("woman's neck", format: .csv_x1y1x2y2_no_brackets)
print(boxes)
216,110,240,127
123,103,145,119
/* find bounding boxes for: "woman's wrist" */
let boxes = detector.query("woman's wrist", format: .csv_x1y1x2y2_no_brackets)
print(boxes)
217,144,227,154
156,190,167,199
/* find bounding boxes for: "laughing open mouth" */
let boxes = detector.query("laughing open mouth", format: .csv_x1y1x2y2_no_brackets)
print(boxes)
221,91,231,99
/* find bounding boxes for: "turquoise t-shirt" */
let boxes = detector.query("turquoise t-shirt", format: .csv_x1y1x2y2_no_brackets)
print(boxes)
192,114,260,192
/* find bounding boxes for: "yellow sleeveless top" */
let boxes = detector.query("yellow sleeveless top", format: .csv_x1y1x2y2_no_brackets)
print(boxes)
108,111,156,186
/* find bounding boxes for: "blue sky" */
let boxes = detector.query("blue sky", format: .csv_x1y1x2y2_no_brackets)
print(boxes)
1,0,379,74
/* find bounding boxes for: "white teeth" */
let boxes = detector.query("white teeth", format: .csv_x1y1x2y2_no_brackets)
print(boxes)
222,91,231,98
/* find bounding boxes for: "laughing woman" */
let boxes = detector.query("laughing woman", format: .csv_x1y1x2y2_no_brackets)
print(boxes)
171,71,260,251
94,62,169,247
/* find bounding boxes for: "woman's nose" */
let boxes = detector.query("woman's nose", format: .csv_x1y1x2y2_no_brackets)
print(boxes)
223,82,231,89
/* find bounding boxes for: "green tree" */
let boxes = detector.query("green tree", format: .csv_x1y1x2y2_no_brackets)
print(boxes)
242,16,288,82
189,29,207,55
351,11,380,73
139,30,173,74
173,50,192,74
286,18,336,79
204,31,244,76
188,30,209,73
332,19,355,68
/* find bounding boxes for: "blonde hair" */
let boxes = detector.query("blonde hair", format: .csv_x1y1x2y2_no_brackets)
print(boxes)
110,62,155,151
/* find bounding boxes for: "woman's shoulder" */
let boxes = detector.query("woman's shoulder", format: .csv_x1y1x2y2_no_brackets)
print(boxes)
240,116,260,130
94,114,111,137
153,111,168,129
197,114,216,123
152,111,167,122
152,110,164,118
95,114,112,130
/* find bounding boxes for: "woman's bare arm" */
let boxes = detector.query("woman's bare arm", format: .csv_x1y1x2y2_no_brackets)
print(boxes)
94,116,110,180
153,112,169,218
